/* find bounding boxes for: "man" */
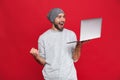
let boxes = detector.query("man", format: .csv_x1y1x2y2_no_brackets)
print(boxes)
30,8,86,80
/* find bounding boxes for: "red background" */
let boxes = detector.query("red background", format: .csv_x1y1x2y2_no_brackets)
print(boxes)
0,0,120,80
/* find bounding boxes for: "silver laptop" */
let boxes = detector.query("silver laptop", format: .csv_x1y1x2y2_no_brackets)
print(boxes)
67,18,102,44
80,18,102,41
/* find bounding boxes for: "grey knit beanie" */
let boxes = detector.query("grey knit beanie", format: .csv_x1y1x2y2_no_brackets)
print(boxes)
47,8,64,23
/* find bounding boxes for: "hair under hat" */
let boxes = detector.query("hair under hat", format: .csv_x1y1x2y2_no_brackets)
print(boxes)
47,8,64,23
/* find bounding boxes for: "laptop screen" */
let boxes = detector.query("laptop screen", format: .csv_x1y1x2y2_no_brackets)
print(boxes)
80,18,102,41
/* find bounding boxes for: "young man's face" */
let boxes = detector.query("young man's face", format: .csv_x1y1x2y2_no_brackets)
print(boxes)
53,13,66,31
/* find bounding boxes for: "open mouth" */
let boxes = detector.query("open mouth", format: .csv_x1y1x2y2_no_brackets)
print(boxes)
59,22,64,27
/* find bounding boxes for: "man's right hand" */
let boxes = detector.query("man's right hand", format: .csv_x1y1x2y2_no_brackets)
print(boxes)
30,48,39,58
30,48,46,65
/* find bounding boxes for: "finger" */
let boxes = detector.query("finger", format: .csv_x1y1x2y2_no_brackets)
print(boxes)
30,48,35,54
81,40,90,44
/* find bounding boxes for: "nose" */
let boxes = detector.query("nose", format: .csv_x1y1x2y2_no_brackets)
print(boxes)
61,17,65,22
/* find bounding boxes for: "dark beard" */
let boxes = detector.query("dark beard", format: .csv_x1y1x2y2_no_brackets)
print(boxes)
53,23,63,31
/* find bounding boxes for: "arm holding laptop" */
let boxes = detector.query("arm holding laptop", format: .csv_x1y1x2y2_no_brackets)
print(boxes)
72,40,89,62
72,18,102,62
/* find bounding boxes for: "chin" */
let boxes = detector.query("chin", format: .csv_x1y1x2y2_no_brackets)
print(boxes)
59,27,64,31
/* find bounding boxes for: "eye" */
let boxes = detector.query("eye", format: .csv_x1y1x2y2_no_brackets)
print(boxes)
58,16,62,18
63,15,66,18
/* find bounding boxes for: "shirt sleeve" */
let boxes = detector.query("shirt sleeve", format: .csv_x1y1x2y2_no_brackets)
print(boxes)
38,37,46,59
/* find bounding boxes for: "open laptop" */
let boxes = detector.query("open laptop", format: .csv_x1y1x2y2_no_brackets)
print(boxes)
67,18,102,44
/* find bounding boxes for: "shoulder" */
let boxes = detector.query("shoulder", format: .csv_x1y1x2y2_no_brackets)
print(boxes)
38,29,51,42
64,28,76,35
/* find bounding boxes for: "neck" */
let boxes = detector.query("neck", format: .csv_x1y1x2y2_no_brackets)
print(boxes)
51,24,58,31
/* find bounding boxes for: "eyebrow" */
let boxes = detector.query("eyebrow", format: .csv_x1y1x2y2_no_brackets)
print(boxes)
57,14,65,17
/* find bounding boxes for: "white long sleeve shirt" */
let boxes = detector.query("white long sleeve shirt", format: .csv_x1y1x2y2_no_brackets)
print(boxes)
38,28,77,80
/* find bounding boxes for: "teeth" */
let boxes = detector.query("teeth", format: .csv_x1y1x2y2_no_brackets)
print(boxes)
60,22,64,24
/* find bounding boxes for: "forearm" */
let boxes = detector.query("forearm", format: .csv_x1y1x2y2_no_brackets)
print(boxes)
34,55,46,65
72,45,82,62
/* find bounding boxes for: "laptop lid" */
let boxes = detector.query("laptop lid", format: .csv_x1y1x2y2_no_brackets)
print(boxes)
80,18,102,41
